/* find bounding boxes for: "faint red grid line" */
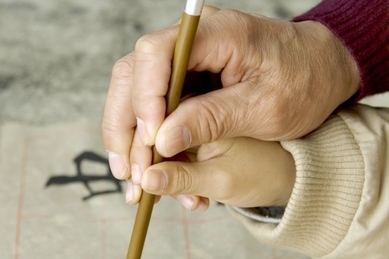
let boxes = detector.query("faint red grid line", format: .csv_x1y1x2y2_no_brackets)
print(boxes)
196,217,261,257
14,137,31,259
92,216,133,223
94,216,133,259
100,218,106,259
271,247,282,259
13,135,94,259
182,207,192,259
19,217,90,259
11,126,106,259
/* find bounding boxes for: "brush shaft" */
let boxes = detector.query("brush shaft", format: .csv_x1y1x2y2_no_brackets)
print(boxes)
166,12,201,115
126,149,162,259
126,11,201,259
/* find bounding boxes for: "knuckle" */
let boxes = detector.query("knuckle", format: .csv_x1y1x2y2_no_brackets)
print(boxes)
101,118,121,137
201,5,219,16
135,34,159,54
194,98,230,142
218,8,242,19
171,163,196,194
111,56,134,80
102,96,131,137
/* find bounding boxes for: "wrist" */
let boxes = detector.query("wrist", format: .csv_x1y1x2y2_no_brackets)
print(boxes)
279,148,296,206
294,21,361,104
318,21,361,100
245,141,296,207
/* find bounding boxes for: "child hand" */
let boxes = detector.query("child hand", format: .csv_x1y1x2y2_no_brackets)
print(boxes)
132,137,296,211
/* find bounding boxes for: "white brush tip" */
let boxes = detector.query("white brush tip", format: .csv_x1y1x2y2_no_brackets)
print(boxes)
185,0,204,16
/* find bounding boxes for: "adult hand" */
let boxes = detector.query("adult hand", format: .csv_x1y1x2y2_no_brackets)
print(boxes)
102,7,360,203
141,137,296,210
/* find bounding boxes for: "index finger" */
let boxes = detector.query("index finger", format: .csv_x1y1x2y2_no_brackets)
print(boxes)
102,53,137,179
131,26,179,146
131,5,221,147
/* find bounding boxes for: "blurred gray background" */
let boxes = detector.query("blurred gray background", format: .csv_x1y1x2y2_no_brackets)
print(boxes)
0,0,323,126
0,0,387,126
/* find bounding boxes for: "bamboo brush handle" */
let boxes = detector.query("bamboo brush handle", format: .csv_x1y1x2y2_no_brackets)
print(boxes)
126,2,203,258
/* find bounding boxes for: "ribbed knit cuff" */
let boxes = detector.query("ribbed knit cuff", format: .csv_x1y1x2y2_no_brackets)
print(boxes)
293,0,389,100
228,115,365,258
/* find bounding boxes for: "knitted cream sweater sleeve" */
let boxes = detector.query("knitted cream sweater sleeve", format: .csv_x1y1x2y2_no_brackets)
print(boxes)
228,104,389,258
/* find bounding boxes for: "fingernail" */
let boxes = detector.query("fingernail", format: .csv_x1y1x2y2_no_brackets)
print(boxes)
136,117,149,145
177,195,194,210
107,151,128,179
131,164,142,184
164,125,191,155
126,180,134,203
144,170,167,192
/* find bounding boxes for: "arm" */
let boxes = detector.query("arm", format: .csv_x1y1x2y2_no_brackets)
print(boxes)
229,104,389,258
293,0,389,100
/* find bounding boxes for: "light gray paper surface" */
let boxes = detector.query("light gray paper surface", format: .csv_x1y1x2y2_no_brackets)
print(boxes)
0,121,308,259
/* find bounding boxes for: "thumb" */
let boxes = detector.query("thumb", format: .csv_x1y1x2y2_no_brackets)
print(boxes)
155,83,252,157
140,159,227,200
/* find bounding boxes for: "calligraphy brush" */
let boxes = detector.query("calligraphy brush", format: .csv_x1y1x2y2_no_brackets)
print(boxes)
126,1,204,258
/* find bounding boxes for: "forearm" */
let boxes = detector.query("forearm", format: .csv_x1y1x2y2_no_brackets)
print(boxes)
293,0,389,100
229,104,389,258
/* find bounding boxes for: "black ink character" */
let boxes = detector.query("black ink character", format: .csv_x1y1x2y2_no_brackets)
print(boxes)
46,151,122,200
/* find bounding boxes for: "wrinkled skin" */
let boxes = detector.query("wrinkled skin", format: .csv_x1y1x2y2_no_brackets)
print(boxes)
102,6,360,209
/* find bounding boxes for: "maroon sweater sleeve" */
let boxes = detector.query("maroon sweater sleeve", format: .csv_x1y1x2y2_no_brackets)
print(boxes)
293,0,389,101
